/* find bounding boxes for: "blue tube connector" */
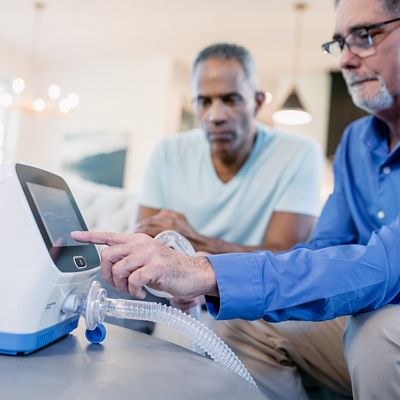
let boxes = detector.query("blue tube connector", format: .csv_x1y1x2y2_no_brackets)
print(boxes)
85,323,107,344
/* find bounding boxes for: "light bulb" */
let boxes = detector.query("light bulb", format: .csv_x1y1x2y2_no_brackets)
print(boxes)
12,78,25,94
48,84,61,100
272,109,312,126
67,93,79,108
0,93,12,108
33,98,46,112
59,98,71,114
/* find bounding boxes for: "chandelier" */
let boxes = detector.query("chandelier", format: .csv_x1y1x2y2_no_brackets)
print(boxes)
0,1,79,116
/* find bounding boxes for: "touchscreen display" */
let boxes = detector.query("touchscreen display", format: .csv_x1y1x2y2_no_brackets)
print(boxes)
27,182,87,247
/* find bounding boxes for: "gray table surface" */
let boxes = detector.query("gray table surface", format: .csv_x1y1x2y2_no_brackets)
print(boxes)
0,322,265,400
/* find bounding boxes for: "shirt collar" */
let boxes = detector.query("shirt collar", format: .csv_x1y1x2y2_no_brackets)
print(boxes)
361,116,400,164
361,117,389,151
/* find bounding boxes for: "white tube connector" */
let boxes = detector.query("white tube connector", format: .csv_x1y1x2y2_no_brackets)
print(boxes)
62,294,80,313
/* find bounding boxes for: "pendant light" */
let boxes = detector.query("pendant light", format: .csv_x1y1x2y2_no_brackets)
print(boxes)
272,2,312,126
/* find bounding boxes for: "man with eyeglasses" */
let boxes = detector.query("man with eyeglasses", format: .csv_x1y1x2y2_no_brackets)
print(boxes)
72,0,400,399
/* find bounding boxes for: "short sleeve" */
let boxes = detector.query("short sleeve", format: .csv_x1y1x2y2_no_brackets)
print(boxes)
275,141,323,217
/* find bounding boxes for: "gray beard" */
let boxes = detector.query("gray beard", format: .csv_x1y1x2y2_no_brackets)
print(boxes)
347,78,394,114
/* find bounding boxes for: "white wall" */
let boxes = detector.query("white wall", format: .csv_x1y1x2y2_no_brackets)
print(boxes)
9,58,191,192
0,40,30,165
0,40,30,81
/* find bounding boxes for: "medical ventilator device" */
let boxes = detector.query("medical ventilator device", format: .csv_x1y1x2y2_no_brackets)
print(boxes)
0,162,256,386
0,162,100,355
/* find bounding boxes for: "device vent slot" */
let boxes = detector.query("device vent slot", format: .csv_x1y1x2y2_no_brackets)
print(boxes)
36,331,54,348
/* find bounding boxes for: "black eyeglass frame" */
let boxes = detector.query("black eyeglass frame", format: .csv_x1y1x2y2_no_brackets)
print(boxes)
321,16,400,55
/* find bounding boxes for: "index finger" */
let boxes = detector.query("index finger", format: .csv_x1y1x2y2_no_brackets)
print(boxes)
71,231,135,246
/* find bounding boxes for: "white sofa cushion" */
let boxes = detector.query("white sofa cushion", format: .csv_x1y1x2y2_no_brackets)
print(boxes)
66,176,138,233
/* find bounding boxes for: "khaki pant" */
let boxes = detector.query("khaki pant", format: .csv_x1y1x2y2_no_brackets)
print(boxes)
215,305,400,400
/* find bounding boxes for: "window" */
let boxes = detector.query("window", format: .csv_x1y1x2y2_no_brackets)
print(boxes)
0,81,9,164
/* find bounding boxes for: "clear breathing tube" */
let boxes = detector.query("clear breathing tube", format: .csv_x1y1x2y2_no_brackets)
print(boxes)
81,280,256,386
63,231,257,386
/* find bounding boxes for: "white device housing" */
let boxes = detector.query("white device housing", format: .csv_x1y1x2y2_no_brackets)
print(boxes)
0,161,100,354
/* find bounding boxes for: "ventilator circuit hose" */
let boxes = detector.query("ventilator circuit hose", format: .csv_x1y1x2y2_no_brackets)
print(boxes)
103,296,256,385
78,230,257,386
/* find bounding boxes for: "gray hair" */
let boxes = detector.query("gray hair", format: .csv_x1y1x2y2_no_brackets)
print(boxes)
335,0,400,15
191,43,259,89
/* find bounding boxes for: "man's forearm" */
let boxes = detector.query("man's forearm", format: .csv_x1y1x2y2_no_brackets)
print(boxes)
207,219,400,321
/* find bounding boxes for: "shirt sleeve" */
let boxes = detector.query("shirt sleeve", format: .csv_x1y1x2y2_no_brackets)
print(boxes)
274,140,323,217
206,217,400,321
137,141,167,209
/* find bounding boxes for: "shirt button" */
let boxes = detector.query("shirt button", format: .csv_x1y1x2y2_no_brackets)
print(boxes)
383,166,391,175
377,210,385,219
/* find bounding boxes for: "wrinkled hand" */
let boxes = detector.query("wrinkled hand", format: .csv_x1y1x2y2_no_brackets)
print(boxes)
134,209,199,241
170,250,210,312
71,231,217,299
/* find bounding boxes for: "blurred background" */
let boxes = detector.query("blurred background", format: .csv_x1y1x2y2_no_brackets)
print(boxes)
0,0,365,196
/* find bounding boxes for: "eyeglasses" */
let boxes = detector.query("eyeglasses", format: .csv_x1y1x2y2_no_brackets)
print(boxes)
321,16,400,58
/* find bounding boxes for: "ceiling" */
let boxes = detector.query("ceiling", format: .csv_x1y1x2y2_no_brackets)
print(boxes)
0,0,339,83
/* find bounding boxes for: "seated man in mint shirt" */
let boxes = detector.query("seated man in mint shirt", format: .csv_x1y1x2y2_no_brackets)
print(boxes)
134,43,322,254
71,0,400,398
133,43,322,339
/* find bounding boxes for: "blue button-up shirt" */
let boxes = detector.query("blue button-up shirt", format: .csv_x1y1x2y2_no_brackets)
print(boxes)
206,116,400,321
